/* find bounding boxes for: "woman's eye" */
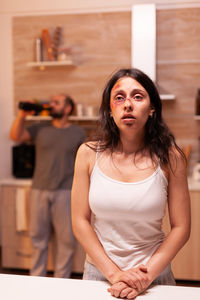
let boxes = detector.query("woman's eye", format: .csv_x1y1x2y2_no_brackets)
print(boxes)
134,94,143,100
115,95,125,101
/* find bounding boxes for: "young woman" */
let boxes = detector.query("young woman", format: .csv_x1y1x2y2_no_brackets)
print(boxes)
71,68,191,299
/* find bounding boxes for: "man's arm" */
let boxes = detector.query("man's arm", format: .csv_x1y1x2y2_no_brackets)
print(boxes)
10,110,32,142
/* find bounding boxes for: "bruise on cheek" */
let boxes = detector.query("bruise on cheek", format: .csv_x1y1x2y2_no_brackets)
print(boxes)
110,100,115,110
110,98,121,111
110,82,123,109
111,100,123,108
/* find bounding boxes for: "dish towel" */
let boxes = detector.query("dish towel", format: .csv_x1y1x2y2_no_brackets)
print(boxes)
15,188,28,232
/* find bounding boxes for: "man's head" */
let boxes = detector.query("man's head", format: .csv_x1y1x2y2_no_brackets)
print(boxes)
50,94,75,119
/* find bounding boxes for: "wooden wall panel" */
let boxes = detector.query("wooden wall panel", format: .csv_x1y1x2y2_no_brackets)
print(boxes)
13,12,131,112
13,8,200,174
156,8,200,172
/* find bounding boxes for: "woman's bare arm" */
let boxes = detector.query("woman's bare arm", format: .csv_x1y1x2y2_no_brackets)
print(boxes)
145,150,191,282
71,143,121,281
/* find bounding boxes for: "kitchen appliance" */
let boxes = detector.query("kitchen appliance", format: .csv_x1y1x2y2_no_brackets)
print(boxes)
12,143,35,178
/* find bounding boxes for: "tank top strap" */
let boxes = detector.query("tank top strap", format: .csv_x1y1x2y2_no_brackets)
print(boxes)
95,141,101,162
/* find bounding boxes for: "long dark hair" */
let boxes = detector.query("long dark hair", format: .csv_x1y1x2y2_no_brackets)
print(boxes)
89,68,184,168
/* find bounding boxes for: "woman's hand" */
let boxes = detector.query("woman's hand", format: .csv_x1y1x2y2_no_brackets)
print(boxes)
110,264,150,292
108,282,139,299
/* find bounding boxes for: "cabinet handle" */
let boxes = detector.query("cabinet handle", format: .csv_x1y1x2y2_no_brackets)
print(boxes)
16,250,31,258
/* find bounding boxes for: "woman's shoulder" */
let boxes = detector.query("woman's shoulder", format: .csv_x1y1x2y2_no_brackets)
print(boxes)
77,141,98,162
169,146,186,162
77,141,98,174
159,146,186,179
168,146,187,175
78,141,98,154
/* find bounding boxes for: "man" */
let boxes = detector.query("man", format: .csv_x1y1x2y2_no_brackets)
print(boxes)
10,94,86,278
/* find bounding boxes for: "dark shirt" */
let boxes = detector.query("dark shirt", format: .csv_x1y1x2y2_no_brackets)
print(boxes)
27,123,86,190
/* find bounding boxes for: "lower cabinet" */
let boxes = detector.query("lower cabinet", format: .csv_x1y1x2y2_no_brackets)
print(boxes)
1,184,85,273
163,191,200,281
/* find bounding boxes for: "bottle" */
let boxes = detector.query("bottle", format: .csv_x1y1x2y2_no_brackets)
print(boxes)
195,88,200,115
35,38,43,62
18,101,51,113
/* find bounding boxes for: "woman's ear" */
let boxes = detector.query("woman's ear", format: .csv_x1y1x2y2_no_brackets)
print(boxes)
149,106,155,117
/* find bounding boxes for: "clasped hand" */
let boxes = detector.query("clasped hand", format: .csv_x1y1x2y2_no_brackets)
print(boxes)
108,265,150,299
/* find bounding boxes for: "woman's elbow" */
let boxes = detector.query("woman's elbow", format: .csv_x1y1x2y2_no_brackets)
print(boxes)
185,224,191,244
179,223,191,247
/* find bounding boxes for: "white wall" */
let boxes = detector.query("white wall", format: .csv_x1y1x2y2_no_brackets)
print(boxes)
0,14,13,179
2,0,200,14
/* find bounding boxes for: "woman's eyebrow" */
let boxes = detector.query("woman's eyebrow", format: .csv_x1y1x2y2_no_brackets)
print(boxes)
112,89,125,95
131,88,146,94
112,88,146,95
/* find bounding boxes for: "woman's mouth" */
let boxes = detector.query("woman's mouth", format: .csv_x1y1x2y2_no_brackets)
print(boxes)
121,114,136,124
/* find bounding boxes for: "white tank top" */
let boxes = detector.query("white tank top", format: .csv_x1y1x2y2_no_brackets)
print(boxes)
88,155,168,270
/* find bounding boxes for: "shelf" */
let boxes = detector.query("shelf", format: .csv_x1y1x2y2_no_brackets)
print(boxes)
25,115,99,121
160,94,175,101
69,116,99,121
26,60,74,70
194,115,200,120
26,115,52,121
157,59,200,65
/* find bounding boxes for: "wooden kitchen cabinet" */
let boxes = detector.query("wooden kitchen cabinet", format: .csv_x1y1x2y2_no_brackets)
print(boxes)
0,183,85,273
163,190,200,281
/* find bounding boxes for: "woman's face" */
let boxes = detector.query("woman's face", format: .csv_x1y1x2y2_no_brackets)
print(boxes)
110,76,154,133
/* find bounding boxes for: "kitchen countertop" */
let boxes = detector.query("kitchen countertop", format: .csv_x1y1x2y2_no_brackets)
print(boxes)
0,176,200,191
188,177,200,191
0,177,32,186
0,274,200,300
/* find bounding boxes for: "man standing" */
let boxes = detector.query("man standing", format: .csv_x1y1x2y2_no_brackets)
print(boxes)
10,94,86,278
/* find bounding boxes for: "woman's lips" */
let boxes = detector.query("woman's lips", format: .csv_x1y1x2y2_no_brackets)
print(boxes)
121,114,136,124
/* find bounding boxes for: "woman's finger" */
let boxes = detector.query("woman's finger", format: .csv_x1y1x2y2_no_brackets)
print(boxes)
108,282,127,298
126,288,139,299
120,287,133,298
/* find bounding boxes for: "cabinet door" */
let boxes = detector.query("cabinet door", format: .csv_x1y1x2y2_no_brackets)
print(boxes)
163,191,200,280
1,185,33,269
1,185,85,273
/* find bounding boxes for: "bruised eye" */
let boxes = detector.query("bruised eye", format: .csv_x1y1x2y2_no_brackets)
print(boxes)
115,95,125,102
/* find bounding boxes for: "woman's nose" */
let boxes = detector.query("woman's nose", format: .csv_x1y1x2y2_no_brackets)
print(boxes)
124,97,133,110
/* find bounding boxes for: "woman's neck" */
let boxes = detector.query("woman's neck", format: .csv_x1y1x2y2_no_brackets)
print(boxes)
118,130,145,155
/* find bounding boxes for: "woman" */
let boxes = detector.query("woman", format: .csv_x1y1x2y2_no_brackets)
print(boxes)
71,68,190,299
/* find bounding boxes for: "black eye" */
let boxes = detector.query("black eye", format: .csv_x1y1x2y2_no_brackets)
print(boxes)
115,95,125,101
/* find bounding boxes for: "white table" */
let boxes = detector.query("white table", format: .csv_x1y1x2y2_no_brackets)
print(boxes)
0,274,199,300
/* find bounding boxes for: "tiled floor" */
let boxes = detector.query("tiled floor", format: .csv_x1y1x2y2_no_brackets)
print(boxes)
0,248,199,287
